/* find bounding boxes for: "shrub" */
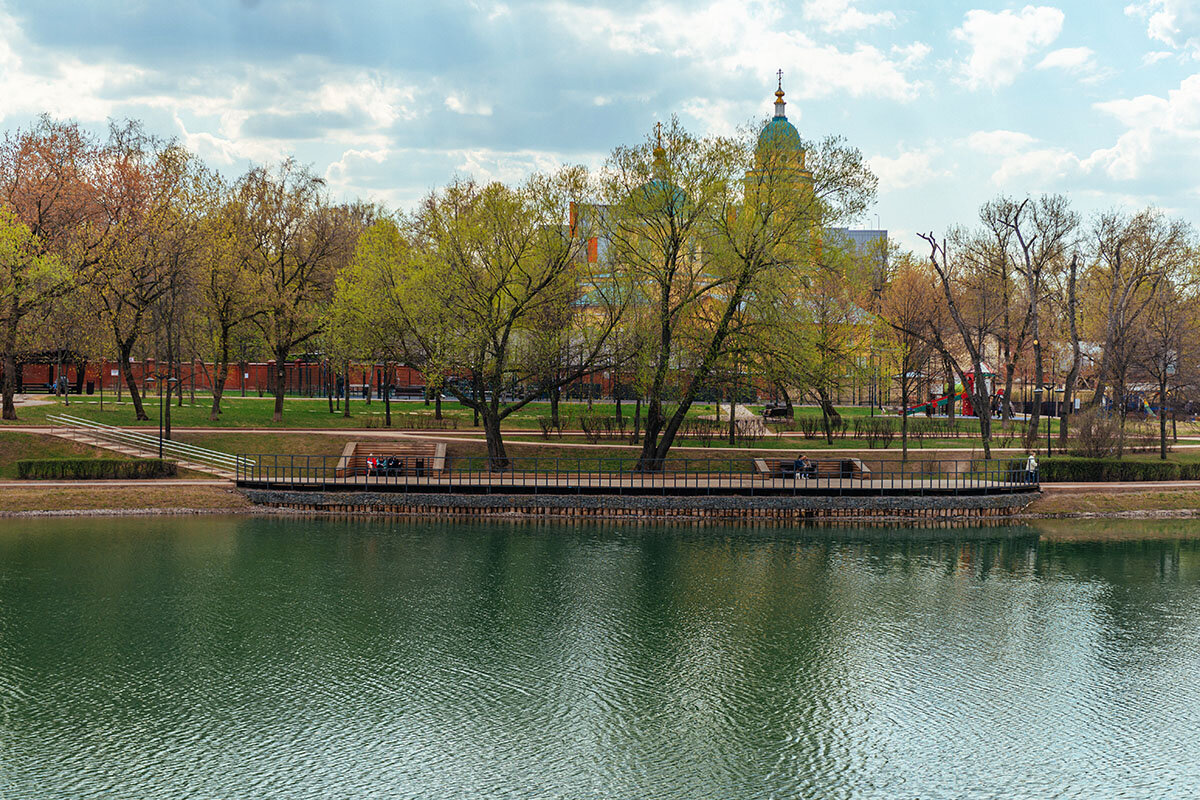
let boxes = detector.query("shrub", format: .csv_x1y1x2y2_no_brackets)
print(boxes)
679,418,721,447
732,418,765,444
853,417,897,449
796,416,822,439
580,415,625,444
1069,410,1123,458
1038,457,1200,482
537,416,564,439
17,458,177,480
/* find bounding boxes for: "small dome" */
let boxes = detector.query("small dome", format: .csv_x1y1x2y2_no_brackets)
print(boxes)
637,177,686,209
758,116,802,152
758,75,804,154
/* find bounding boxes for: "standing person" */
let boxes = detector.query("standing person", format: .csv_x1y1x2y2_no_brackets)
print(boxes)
1025,452,1039,483
58,374,70,406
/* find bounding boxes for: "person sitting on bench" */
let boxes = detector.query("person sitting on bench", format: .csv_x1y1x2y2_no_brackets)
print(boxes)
788,453,816,479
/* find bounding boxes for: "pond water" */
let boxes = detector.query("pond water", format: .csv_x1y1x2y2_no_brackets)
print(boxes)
1,516,1199,799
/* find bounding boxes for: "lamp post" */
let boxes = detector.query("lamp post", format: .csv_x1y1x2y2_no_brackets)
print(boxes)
146,376,160,457
153,375,179,458
1032,336,1040,428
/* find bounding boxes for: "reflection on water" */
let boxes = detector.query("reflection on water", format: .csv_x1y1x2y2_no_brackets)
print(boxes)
1,517,1198,799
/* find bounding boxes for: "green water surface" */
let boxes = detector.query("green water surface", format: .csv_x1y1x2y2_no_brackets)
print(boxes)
1,517,1198,799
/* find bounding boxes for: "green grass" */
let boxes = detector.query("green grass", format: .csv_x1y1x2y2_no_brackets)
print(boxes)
0,432,133,479
4,394,877,431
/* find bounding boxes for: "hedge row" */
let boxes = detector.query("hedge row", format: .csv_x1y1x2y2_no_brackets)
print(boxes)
1040,458,1200,482
16,458,178,480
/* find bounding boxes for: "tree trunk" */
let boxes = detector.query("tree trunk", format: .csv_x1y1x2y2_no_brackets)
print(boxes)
550,386,560,429
816,388,839,445
900,379,910,461
632,396,642,444
728,381,737,446
482,398,509,471
326,362,334,413
120,341,150,421
209,328,231,421
1160,376,1169,460
273,350,288,422
383,368,392,427
1001,361,1016,423
1059,256,1082,449
434,392,442,420
1026,335,1044,450
1,352,16,421
2,311,18,421
342,359,351,418
944,358,955,420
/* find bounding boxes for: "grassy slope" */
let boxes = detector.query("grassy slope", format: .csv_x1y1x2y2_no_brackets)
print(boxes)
0,432,139,479
0,485,251,513
1028,489,1200,517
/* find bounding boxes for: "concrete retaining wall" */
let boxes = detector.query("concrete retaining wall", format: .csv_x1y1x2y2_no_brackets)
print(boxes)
243,489,1038,523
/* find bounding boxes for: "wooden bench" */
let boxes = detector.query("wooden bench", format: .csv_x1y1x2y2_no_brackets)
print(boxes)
335,440,448,478
754,457,871,479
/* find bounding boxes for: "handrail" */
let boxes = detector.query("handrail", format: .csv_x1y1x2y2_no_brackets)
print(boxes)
48,414,253,470
232,453,1039,495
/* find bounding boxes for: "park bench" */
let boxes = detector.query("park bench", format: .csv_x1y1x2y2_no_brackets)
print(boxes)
335,440,447,478
754,457,871,480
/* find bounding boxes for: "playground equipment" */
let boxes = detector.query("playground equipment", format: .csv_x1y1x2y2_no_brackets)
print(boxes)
905,365,1001,418
907,390,965,416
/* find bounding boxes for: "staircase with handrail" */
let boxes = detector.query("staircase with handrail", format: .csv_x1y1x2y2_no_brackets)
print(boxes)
46,414,253,479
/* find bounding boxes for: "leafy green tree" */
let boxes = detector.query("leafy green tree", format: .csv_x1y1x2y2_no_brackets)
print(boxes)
601,117,875,469
0,209,71,419
236,160,363,422
342,168,626,467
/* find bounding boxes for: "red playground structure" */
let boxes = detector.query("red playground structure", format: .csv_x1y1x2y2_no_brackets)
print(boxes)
907,363,1002,417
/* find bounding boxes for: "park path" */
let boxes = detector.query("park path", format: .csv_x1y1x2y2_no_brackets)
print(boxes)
0,479,232,488
10,424,1175,454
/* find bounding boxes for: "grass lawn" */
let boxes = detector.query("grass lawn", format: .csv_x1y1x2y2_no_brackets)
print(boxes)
0,432,136,479
6,394,935,432
1028,489,1200,518
175,431,1003,475
6,396,727,430
0,485,250,514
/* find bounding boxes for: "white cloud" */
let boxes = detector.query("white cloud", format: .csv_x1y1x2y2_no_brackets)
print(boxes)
1085,74,1200,183
960,76,1200,194
552,0,925,102
679,97,760,137
892,42,931,68
965,129,1079,185
0,8,144,121
802,0,896,34
966,130,1038,154
953,5,1065,90
445,94,494,116
1036,46,1096,72
869,146,948,190
1143,49,1176,63
1125,0,1200,55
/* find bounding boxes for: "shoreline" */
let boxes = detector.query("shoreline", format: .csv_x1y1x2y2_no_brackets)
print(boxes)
4,481,1200,530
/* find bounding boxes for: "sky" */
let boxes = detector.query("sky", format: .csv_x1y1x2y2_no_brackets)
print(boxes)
2,0,1200,251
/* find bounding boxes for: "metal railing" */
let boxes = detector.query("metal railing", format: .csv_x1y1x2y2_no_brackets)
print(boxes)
235,454,1039,496
48,414,251,473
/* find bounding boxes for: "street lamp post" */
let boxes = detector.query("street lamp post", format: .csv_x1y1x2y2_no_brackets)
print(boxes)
146,376,160,457
1032,337,1040,445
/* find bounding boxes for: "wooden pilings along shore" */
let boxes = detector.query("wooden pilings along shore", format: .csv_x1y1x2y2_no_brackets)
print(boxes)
246,489,1041,525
